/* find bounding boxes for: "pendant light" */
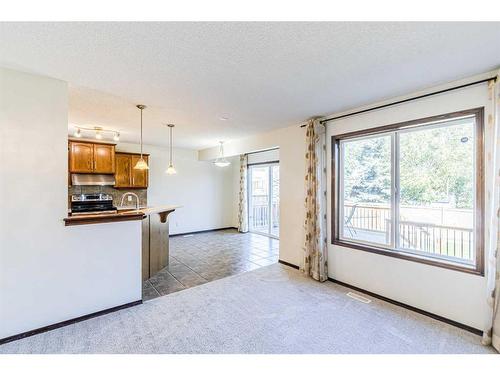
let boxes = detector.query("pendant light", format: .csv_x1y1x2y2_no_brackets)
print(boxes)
166,124,177,175
214,141,230,167
134,104,149,170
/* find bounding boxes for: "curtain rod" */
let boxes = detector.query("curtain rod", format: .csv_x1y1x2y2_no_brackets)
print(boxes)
300,76,497,128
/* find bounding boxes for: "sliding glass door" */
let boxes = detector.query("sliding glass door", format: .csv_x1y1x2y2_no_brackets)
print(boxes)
248,163,280,238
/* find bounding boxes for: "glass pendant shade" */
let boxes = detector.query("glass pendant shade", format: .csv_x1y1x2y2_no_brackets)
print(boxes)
134,104,149,170
165,124,177,175
134,157,149,170
213,141,230,167
214,159,230,167
166,164,177,175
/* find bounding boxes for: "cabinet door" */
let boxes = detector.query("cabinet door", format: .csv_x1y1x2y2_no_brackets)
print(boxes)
115,153,132,187
69,142,94,173
131,155,149,188
93,144,115,174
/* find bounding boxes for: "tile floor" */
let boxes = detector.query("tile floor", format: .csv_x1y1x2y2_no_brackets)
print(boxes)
142,229,279,301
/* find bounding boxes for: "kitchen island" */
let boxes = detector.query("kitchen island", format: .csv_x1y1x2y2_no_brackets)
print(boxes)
64,205,180,281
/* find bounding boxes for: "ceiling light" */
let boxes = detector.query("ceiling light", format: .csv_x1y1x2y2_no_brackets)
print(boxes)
214,141,230,168
165,124,177,175
134,105,149,170
71,125,120,142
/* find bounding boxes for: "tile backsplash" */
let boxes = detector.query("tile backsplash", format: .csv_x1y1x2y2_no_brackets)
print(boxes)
68,185,147,209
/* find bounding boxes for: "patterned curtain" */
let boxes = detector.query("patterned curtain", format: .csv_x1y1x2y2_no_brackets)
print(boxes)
238,154,249,233
483,72,500,353
302,119,328,282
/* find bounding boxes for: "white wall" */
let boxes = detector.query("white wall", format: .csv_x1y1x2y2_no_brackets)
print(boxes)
199,75,493,330
247,148,279,164
199,126,306,266
0,68,142,340
116,143,235,235
327,83,491,330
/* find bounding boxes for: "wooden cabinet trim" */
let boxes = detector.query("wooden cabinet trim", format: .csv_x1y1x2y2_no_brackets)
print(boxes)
114,152,149,189
68,140,116,174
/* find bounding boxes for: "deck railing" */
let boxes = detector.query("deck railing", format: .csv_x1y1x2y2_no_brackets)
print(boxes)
250,195,279,231
343,203,473,260
397,220,473,260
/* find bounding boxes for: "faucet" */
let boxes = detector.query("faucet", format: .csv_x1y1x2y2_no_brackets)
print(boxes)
120,192,140,210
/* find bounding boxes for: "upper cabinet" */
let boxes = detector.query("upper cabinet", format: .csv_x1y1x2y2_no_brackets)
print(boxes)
115,153,132,187
114,152,149,189
93,143,115,173
69,141,116,174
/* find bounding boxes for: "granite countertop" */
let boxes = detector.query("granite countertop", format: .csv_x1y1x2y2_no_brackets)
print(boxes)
117,205,181,216
64,205,181,226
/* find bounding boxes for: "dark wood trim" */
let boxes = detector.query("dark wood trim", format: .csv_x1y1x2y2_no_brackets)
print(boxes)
332,107,485,141
158,209,176,223
169,227,238,237
332,239,482,275
247,160,279,167
278,260,300,269
64,212,145,226
331,107,485,275
0,300,142,346
328,278,483,336
276,261,482,336
475,108,485,276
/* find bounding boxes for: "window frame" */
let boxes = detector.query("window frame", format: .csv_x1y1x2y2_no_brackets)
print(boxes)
331,107,485,275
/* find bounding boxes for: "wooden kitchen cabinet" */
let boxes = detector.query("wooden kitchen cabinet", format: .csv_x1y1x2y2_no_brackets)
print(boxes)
93,144,115,173
69,141,94,173
115,153,132,187
114,152,149,188
131,154,149,188
68,141,116,174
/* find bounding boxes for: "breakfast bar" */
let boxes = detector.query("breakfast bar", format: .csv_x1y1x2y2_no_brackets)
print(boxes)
64,205,180,281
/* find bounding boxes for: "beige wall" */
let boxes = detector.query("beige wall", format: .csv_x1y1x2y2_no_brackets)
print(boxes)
117,143,235,235
0,68,142,340
199,124,306,266
327,82,491,330
199,73,493,330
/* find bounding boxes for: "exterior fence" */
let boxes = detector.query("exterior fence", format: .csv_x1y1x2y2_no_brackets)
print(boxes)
343,203,473,261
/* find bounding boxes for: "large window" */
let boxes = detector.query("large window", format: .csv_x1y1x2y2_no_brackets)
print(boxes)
333,108,484,274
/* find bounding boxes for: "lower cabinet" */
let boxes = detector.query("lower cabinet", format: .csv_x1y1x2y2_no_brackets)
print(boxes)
142,214,171,281
114,152,149,188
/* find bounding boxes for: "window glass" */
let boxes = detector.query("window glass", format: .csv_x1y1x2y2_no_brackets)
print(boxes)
341,135,392,246
398,120,475,263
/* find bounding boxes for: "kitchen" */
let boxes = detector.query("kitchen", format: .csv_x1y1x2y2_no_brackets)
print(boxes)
64,105,180,291
1,65,276,344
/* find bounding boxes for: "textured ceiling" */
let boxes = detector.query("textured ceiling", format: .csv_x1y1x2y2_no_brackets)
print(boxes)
1,22,499,149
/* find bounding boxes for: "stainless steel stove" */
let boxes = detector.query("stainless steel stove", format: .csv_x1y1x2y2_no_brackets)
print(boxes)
70,193,117,215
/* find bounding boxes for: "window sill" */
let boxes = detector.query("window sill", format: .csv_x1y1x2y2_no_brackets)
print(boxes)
332,239,484,276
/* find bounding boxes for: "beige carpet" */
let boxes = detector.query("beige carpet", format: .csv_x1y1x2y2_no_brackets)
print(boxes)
0,264,494,354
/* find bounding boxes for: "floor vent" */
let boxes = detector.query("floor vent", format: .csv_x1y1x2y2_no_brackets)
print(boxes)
346,292,371,304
